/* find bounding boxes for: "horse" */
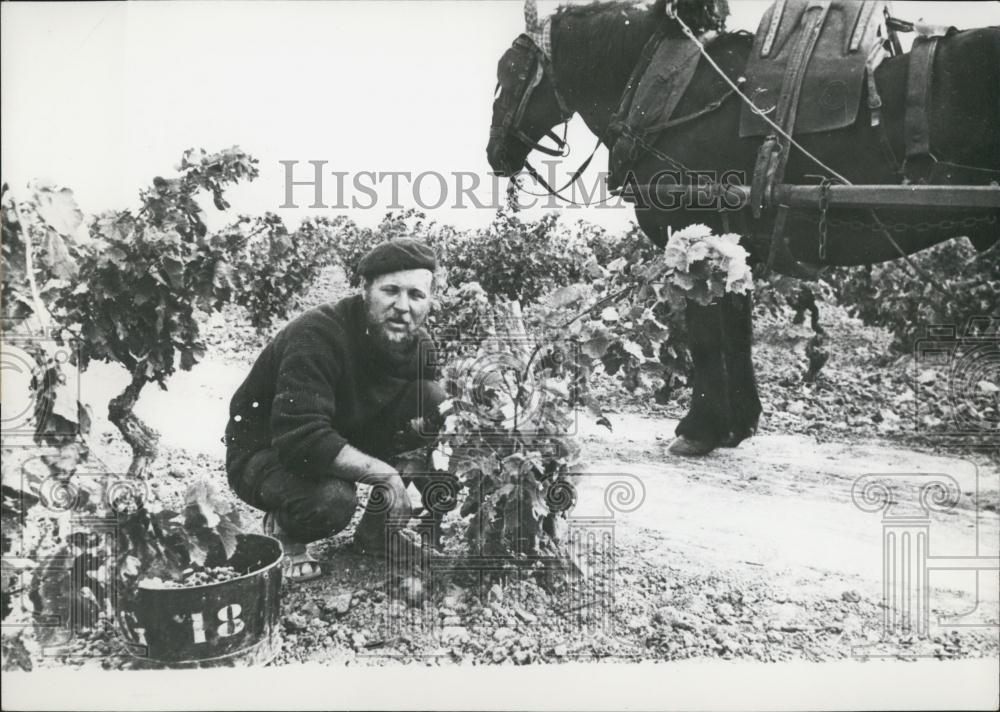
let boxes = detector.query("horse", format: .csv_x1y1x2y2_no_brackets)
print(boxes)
486,0,1000,456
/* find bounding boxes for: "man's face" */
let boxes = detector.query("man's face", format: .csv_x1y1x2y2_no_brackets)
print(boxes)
363,268,434,347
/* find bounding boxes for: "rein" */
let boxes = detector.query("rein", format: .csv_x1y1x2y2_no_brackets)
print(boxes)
521,137,605,205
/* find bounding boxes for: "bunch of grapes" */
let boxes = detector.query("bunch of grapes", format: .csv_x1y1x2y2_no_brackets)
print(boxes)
139,565,242,589
180,565,241,586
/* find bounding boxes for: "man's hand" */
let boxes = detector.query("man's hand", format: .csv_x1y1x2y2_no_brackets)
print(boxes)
350,465,416,552
331,444,398,484
331,444,412,519
374,471,412,523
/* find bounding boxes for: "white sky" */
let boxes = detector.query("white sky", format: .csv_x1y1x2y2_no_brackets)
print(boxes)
2,1,998,233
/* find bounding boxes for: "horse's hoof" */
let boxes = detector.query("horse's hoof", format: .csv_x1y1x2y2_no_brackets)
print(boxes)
668,436,717,457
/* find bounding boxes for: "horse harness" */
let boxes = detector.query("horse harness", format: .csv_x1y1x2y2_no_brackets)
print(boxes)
505,0,994,274
491,34,575,159
742,0,895,275
745,3,993,274
606,0,990,277
492,33,613,202
900,27,959,184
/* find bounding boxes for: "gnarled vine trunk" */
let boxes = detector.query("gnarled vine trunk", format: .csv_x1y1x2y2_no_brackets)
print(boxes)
107,371,159,479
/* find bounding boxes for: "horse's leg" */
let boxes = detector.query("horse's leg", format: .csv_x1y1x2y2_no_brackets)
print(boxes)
671,299,729,454
720,291,762,445
671,292,761,455
791,286,823,335
634,209,762,457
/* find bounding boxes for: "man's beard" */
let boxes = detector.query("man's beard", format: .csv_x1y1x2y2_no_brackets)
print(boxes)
365,315,420,363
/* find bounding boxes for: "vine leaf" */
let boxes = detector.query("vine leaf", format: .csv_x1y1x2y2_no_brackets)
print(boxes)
184,479,224,529
39,230,78,280
546,283,589,308
33,185,83,237
581,332,612,359
622,340,645,361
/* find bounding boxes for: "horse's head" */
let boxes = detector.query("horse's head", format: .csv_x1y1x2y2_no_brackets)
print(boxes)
487,0,729,177
487,2,572,177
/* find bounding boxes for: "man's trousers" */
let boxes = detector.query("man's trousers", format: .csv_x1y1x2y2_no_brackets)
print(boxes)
225,379,446,544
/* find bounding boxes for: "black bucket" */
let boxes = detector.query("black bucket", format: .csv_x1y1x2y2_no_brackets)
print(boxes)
117,533,283,668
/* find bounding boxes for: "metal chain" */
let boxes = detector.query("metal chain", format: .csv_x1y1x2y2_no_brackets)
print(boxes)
827,212,997,234
817,180,832,262
829,210,996,299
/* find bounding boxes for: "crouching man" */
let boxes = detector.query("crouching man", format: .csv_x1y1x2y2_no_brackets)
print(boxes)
224,238,446,582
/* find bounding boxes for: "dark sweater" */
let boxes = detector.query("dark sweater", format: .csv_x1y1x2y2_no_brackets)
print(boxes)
224,295,437,479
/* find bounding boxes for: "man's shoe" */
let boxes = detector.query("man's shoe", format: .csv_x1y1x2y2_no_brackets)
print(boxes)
668,436,718,457
281,551,323,583
262,512,323,583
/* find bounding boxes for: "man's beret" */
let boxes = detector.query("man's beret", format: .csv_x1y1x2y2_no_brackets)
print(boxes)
357,238,437,280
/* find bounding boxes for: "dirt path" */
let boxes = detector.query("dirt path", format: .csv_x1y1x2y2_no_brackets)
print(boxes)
575,412,999,617
70,357,1000,666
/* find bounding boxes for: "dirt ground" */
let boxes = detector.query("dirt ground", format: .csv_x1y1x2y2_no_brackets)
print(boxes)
40,267,998,668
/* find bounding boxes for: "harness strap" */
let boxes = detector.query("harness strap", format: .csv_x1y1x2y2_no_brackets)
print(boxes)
848,0,879,53
608,27,668,141
761,0,788,57
875,119,901,178
865,44,884,126
540,54,573,121
654,87,737,132
752,1,831,276
750,138,779,218
903,35,940,182
774,3,830,131
884,13,912,55
862,36,901,176
750,2,832,215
